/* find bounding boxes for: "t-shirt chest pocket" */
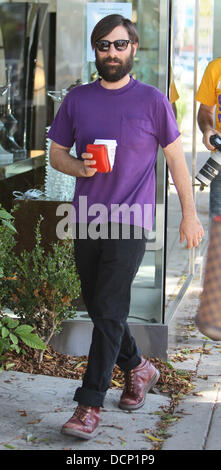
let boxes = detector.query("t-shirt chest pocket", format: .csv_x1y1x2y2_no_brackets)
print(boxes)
120,116,155,149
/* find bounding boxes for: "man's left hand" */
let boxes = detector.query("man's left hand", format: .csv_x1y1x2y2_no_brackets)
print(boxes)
179,215,204,249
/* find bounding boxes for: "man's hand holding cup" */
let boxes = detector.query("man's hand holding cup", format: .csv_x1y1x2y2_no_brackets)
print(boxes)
80,153,98,177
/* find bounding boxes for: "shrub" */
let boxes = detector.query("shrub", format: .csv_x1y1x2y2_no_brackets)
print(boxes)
0,206,46,367
5,216,81,362
0,204,17,310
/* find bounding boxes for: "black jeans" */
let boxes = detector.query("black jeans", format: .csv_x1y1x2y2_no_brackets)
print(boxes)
73,224,147,407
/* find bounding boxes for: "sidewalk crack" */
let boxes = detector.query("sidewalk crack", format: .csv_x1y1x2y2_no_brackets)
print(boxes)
202,383,220,450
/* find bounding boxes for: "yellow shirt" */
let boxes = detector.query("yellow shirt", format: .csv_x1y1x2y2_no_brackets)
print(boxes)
169,79,179,103
169,67,179,103
196,57,221,132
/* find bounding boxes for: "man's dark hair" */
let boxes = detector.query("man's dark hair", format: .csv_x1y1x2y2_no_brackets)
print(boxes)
91,14,139,50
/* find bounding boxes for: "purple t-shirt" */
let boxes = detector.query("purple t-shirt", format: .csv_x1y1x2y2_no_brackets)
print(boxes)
47,77,180,230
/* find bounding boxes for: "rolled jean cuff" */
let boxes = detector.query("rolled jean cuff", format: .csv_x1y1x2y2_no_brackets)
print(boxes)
117,353,142,372
73,386,106,407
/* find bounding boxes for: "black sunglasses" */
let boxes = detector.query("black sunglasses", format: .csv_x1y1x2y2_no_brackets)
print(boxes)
95,39,134,52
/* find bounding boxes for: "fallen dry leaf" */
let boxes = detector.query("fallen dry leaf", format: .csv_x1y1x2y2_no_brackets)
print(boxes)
103,424,123,430
5,443,15,449
16,409,27,416
27,419,41,424
144,431,163,442
118,436,127,445
111,379,122,387
95,440,109,445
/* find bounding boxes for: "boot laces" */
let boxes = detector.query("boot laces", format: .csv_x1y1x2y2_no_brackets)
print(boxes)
125,370,134,393
74,405,92,423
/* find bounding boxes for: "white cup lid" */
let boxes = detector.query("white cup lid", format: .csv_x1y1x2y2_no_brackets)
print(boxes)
94,139,117,146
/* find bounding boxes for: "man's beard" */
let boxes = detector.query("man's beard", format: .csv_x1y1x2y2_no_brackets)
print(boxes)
95,49,134,82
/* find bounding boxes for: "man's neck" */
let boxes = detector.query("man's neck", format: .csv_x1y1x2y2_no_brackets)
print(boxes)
100,74,131,90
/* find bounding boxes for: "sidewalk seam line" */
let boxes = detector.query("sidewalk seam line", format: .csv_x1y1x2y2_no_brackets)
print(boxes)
202,383,220,450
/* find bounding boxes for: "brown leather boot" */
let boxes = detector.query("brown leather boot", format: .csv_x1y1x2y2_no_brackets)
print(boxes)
61,405,100,440
119,357,160,410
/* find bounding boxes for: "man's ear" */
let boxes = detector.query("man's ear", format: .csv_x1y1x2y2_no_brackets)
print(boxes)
132,42,138,56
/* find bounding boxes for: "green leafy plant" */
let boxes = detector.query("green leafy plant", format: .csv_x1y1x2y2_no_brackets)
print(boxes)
0,205,17,232
0,204,17,278
0,315,46,370
0,204,17,312
5,216,81,362
0,315,46,353
0,206,47,367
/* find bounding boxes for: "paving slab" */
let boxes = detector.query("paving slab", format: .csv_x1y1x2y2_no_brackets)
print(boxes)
162,377,221,450
197,342,221,376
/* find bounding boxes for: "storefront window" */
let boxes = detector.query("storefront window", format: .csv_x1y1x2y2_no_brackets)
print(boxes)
0,1,54,160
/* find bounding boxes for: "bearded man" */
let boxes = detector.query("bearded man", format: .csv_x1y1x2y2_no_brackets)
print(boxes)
48,14,204,440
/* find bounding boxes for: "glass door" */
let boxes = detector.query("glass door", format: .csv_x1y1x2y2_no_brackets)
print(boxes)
51,0,170,358
128,0,169,326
